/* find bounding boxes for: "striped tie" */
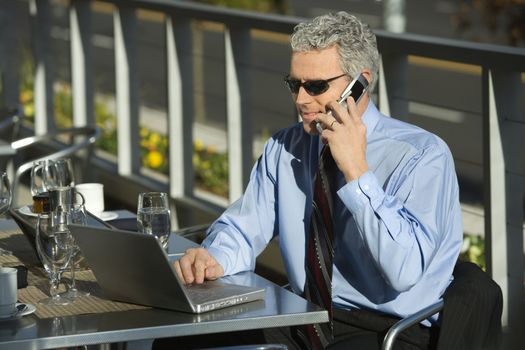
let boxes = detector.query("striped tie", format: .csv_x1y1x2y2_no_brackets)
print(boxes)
299,146,336,349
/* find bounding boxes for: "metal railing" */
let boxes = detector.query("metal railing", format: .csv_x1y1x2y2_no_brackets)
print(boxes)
0,0,524,346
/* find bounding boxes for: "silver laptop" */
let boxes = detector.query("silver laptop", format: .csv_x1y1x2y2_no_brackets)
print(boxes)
68,225,265,314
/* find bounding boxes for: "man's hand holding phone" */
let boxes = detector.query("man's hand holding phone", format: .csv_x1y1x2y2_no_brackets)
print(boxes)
315,73,368,134
316,73,370,182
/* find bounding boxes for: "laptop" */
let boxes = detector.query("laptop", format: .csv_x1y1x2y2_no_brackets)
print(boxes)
68,225,265,313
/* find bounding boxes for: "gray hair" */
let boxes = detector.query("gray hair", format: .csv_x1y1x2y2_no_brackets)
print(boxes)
290,11,380,92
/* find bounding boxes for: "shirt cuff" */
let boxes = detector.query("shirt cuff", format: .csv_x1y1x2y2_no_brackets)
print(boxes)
338,170,384,215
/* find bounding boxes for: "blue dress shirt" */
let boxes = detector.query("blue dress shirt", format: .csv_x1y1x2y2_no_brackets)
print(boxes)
203,101,463,324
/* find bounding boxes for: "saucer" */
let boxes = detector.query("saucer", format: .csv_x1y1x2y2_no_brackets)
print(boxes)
95,211,119,221
16,205,38,217
0,303,36,321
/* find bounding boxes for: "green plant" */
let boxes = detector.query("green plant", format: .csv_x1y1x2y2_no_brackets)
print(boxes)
460,234,486,270
140,127,169,173
95,100,118,155
17,48,230,197
193,139,229,197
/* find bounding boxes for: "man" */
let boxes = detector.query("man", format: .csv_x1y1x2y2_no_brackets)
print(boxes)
175,11,462,349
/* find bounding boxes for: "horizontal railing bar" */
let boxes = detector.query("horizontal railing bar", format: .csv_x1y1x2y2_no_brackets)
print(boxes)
103,0,300,33
100,0,525,72
376,29,525,70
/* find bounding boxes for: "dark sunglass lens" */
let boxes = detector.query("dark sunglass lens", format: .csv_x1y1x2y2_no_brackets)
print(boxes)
304,80,329,96
285,79,301,94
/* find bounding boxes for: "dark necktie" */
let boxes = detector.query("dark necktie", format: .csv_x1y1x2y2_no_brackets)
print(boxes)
299,145,337,349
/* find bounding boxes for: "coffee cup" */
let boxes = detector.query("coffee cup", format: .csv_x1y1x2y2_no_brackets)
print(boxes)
0,267,17,318
75,183,105,216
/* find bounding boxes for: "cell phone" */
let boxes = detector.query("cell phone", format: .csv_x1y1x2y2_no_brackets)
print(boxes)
315,73,369,134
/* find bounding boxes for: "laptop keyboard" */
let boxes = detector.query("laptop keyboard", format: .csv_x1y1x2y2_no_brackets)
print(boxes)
185,281,242,304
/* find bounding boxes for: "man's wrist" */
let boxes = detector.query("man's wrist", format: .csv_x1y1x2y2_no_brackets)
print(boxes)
343,163,368,182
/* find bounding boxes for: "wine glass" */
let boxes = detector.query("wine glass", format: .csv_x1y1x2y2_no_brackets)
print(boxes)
44,158,75,190
59,199,90,301
137,192,171,252
30,161,48,197
0,172,12,256
35,213,72,306
0,172,11,216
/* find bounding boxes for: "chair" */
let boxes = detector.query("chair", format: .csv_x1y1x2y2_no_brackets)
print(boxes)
207,345,287,350
0,107,22,142
0,107,22,172
383,261,503,350
10,126,101,207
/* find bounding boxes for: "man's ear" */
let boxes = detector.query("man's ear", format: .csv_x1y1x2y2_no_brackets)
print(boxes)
361,69,372,84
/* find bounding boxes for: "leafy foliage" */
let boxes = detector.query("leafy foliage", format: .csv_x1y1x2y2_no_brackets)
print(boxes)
460,233,486,270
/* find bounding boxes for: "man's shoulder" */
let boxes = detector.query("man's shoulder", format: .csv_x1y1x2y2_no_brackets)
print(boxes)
375,114,450,155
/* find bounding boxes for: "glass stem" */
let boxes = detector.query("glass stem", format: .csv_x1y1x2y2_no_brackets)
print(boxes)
50,275,60,298
70,262,77,291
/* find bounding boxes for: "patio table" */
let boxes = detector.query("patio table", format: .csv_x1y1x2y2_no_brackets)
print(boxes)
0,214,328,350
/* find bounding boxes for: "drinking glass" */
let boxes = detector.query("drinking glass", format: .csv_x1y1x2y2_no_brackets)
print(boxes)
0,172,12,256
35,213,72,306
30,161,47,197
137,192,171,251
45,158,75,190
59,201,90,301
0,172,10,216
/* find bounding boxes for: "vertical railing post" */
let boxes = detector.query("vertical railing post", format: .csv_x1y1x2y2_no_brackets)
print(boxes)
114,4,140,176
377,53,408,120
70,0,94,127
482,67,525,346
30,0,55,134
225,25,252,202
0,1,20,109
166,15,194,198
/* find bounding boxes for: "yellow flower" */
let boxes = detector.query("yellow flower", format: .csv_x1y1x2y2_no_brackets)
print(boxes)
194,139,204,152
201,160,211,170
149,132,161,146
146,151,163,169
23,104,34,117
20,90,33,104
192,154,200,167
140,127,149,138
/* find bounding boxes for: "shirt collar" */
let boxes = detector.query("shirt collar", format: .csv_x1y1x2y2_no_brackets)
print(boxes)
362,100,381,139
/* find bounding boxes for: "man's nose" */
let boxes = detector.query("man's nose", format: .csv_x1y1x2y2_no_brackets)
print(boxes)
294,86,313,104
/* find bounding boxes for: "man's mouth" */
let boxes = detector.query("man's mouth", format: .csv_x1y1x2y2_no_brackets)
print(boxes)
300,111,319,120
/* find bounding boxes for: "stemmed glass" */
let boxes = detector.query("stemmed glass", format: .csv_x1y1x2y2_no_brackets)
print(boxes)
30,158,75,196
0,172,12,257
0,172,10,216
137,192,171,252
30,160,48,197
44,158,75,190
35,213,72,306
59,198,90,301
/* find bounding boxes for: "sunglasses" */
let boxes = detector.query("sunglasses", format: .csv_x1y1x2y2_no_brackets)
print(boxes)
284,73,347,96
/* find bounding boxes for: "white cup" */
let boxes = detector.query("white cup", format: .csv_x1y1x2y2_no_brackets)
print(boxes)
75,183,105,215
0,267,17,318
